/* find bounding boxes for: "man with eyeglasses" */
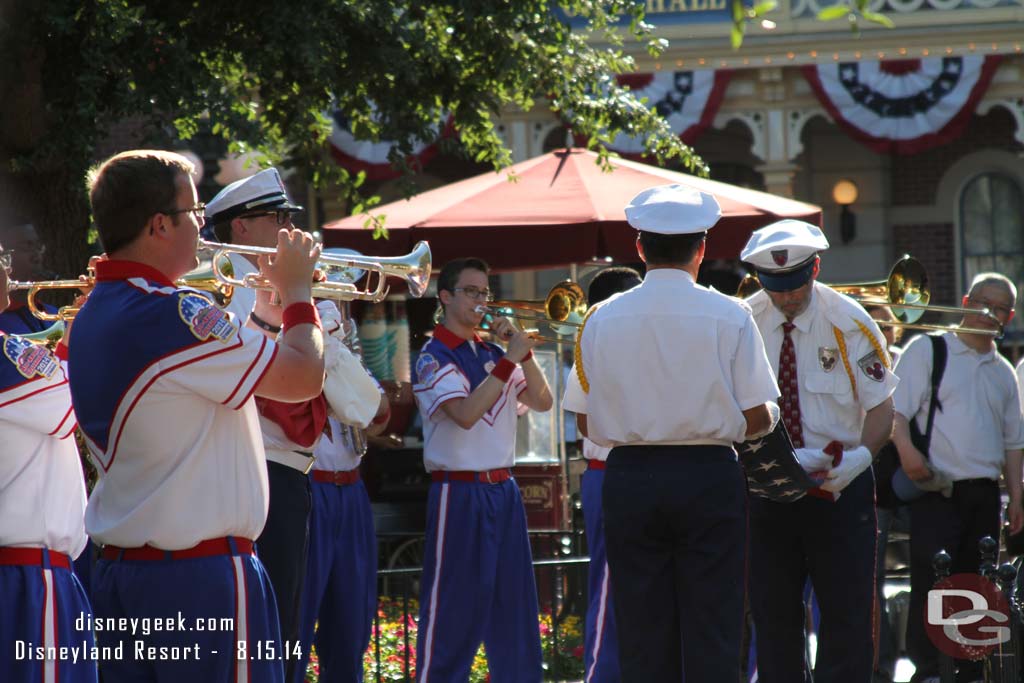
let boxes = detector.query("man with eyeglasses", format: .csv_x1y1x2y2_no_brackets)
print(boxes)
0,221,59,333
894,272,1024,683
412,256,553,683
0,237,98,683
68,149,325,683
205,167,331,682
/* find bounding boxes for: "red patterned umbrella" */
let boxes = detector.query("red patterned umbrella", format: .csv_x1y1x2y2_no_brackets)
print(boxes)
322,148,821,272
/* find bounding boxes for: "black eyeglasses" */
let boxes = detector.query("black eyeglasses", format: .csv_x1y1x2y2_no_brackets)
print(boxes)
454,286,493,301
163,202,206,221
240,209,294,226
0,250,12,270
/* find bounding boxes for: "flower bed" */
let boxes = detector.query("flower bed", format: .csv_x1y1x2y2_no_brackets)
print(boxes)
303,598,584,682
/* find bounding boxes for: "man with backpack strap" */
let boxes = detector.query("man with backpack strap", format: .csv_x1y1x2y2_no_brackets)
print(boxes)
894,272,1024,683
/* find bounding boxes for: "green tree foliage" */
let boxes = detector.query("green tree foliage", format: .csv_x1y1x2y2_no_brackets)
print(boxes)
0,0,709,273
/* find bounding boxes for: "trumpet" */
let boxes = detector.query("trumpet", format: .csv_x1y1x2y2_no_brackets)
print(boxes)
475,281,588,344
198,239,432,302
11,257,236,322
9,278,93,322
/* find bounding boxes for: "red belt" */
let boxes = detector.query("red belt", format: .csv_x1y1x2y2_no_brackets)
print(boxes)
0,547,71,569
587,460,606,470
312,469,361,486
432,468,512,484
100,536,254,562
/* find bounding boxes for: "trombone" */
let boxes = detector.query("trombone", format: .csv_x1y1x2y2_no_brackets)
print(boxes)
198,238,432,302
736,255,1002,337
830,255,1003,337
476,280,587,344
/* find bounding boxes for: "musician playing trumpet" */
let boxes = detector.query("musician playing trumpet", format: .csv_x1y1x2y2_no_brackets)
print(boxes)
412,257,552,682
0,232,97,682
69,150,324,683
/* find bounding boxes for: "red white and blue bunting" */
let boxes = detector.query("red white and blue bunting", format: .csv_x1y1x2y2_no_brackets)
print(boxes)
602,70,732,156
328,110,447,181
802,56,1002,155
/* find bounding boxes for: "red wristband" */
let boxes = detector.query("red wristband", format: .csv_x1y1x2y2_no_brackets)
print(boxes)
281,302,322,332
491,357,516,383
522,350,533,362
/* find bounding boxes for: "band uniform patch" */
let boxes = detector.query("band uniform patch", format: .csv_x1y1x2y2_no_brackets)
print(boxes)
416,352,440,384
178,292,237,342
3,335,60,380
858,350,886,382
818,347,837,373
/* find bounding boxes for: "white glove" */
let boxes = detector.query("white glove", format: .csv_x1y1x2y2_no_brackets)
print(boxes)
315,300,344,337
820,446,872,493
321,328,382,429
795,447,833,473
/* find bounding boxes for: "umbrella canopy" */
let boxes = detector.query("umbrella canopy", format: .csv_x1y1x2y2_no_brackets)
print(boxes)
322,149,822,271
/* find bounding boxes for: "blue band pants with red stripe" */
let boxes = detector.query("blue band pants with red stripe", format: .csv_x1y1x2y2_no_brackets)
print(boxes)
581,467,619,683
90,548,284,683
415,477,542,683
0,556,98,683
292,478,377,683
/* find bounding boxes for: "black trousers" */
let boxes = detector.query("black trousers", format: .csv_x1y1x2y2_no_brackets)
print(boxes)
602,445,747,682
749,468,877,683
256,460,313,682
906,479,1001,683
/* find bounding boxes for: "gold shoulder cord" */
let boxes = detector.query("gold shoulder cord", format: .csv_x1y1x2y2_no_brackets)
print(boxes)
831,319,892,404
854,319,892,369
832,325,858,403
574,305,600,394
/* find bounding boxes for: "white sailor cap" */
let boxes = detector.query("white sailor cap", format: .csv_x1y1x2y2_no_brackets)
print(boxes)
740,219,829,291
624,184,722,235
207,168,303,224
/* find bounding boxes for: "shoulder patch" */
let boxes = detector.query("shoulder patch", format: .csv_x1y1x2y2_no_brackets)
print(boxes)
3,335,60,380
858,350,886,382
415,352,440,384
177,292,237,342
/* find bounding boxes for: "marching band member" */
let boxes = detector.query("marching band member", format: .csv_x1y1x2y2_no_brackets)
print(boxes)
412,256,552,683
0,240,96,683
69,150,324,683
0,220,58,333
740,220,897,683
575,185,779,682
561,266,641,683
291,301,389,683
206,168,325,682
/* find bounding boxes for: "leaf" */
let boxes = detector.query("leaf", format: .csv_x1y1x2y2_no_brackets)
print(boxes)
817,5,853,20
731,25,745,51
752,1,779,15
861,10,895,27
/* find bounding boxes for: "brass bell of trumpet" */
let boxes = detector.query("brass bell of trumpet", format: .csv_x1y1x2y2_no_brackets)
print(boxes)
198,239,432,302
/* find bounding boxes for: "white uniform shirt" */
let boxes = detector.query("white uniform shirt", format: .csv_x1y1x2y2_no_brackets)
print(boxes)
69,260,277,549
313,416,363,472
580,269,779,447
413,324,527,471
223,252,258,323
562,362,610,461
1015,356,1024,401
748,282,898,450
0,338,87,558
895,331,1024,480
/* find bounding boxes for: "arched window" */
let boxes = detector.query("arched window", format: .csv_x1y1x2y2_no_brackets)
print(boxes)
959,172,1024,339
